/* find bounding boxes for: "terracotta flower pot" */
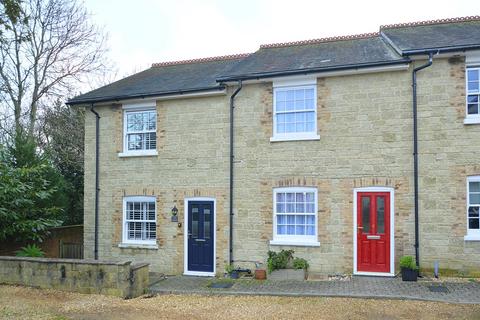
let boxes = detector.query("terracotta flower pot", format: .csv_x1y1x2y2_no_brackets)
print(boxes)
255,269,266,280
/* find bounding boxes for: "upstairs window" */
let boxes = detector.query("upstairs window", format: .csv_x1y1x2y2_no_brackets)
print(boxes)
271,79,319,142
124,109,157,152
466,67,480,121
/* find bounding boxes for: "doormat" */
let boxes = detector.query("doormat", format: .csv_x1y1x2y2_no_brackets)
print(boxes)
209,282,234,289
427,285,449,293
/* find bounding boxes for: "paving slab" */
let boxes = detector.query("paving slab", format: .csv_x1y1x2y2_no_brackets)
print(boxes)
149,275,480,304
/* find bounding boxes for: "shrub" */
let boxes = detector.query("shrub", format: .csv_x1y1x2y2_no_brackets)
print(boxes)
15,244,45,257
267,250,294,273
399,255,418,270
293,257,309,270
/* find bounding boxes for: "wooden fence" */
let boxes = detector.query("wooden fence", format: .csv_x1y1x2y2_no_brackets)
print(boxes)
59,241,84,259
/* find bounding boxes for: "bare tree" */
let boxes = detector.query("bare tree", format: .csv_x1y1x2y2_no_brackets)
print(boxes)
0,0,107,139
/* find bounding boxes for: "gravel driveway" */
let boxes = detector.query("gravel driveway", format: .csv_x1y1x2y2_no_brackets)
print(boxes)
1,285,479,320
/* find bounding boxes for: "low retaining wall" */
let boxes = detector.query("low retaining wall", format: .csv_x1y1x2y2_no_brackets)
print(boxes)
0,256,149,298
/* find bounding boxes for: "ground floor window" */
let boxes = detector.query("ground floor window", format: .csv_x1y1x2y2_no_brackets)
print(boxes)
272,187,318,245
467,176,480,238
123,196,156,244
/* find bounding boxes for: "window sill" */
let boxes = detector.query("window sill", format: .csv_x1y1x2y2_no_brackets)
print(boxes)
269,240,320,247
464,235,480,241
118,243,158,249
118,150,158,158
463,117,480,125
270,134,320,142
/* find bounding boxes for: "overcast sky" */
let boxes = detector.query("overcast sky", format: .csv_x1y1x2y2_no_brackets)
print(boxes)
83,0,477,78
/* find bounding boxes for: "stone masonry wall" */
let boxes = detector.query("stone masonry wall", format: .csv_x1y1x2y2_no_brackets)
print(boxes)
83,57,480,276
0,256,149,298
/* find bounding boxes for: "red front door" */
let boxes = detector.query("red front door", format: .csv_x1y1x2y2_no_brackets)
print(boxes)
357,192,390,273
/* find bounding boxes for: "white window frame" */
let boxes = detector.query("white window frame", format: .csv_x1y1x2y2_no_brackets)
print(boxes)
122,196,157,246
465,176,480,241
270,78,320,142
118,102,158,157
270,187,320,246
464,63,480,125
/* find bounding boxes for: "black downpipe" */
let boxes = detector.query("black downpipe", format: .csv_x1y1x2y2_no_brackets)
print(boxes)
229,80,243,265
90,105,100,260
412,53,433,270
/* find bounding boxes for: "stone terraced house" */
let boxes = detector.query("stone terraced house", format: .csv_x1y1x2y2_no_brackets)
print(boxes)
68,17,480,277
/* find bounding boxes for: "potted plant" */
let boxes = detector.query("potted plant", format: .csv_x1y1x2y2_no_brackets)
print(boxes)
225,264,239,279
400,255,419,281
267,250,308,281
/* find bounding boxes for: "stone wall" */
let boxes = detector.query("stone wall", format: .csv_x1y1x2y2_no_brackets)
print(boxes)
0,256,149,298
83,56,480,276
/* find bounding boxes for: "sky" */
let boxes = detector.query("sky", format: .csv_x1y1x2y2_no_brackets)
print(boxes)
83,0,478,79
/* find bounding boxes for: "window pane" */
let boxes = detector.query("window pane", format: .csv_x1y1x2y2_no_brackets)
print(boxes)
376,197,385,234
286,90,294,101
277,193,285,202
295,193,304,203
276,203,285,213
470,193,480,205
286,193,295,202
468,81,479,92
296,215,305,224
276,91,286,102
468,69,479,81
306,203,315,213
296,122,305,132
296,225,305,235
294,89,304,100
361,196,370,233
204,209,211,239
277,215,286,224
285,100,294,111
470,181,480,192
306,215,315,224
277,225,286,235
276,100,286,112
287,215,295,224
286,225,295,235
296,203,305,212
469,206,479,218
294,99,305,110
469,218,479,230
192,207,199,238
305,88,314,99
468,95,479,103
147,222,156,240
305,192,315,202
468,104,479,115
306,226,315,235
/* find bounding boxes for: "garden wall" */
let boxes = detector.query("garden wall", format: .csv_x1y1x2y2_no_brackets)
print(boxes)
0,256,149,298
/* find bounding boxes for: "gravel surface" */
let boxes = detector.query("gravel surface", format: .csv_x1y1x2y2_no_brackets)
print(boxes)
1,285,479,320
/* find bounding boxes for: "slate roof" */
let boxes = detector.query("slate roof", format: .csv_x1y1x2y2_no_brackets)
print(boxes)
68,16,480,105
67,54,248,105
381,16,480,55
216,35,408,81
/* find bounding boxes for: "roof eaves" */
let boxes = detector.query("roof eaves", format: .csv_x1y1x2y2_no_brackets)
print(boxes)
401,44,480,56
67,85,226,106
217,59,410,82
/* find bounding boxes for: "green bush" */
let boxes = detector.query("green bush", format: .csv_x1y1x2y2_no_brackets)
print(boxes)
293,257,309,270
267,250,294,273
399,255,418,270
15,244,45,257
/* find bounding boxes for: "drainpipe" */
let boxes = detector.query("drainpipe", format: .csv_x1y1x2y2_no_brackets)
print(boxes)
90,105,100,260
229,80,243,265
412,52,433,270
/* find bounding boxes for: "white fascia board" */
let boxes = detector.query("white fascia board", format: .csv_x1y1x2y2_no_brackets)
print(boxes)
466,50,480,65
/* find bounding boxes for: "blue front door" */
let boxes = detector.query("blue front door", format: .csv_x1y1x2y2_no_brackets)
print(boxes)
187,201,214,273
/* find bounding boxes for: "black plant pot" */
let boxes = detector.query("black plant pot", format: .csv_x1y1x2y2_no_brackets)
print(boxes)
401,267,418,281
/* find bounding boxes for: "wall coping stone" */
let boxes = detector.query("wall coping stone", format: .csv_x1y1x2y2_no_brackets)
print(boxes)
0,256,131,266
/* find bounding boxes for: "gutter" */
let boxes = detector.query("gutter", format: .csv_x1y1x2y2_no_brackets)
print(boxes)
90,105,100,260
411,52,433,271
229,80,243,265
402,44,480,56
67,86,226,106
217,59,410,82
